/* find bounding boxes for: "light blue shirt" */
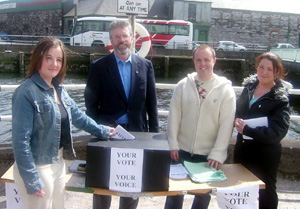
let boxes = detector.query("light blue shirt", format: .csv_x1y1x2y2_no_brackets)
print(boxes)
114,54,132,124
249,96,259,108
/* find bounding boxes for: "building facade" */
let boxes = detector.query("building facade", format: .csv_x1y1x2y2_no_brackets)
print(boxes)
0,0,299,47
0,0,68,36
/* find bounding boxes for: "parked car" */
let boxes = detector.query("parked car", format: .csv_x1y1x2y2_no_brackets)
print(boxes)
0,32,12,41
214,41,247,52
273,43,295,49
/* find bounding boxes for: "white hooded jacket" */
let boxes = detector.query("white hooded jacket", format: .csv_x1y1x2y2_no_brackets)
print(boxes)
167,72,236,163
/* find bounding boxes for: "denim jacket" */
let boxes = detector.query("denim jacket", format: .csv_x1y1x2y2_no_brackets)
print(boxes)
12,73,111,194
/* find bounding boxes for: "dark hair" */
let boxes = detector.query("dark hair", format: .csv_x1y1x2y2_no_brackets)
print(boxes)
109,19,133,38
26,37,67,84
255,52,285,81
192,44,216,60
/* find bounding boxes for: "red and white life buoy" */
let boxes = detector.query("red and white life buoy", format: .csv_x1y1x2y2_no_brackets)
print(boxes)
106,22,151,58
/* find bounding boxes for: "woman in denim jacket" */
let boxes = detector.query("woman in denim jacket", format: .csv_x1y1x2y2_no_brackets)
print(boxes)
12,37,114,209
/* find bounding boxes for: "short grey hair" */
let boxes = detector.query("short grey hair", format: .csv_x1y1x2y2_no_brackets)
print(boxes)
109,19,133,38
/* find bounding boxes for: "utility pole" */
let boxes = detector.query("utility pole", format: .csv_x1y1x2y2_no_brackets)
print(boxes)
73,0,78,27
128,14,136,53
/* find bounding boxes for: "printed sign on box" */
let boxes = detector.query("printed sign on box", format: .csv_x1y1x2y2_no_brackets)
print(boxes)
109,147,144,192
5,182,23,209
216,184,259,209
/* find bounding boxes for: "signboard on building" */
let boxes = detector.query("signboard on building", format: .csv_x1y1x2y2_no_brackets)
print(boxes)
0,0,62,14
117,0,149,15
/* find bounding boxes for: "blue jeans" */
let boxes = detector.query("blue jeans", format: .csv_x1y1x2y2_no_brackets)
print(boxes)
164,150,211,209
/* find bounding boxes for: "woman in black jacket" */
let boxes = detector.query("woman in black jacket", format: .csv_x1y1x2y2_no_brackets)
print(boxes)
234,52,291,209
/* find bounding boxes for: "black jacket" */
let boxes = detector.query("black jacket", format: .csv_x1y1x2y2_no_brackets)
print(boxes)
84,53,159,132
235,75,291,145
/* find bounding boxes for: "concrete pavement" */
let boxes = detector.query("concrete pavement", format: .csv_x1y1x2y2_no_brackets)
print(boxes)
1,177,299,208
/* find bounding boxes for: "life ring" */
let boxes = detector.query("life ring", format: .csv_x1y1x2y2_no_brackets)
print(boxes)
106,22,151,58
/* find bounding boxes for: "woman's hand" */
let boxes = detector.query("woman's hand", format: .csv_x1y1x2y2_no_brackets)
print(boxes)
170,150,179,161
235,118,246,134
207,160,221,170
33,188,45,198
109,128,115,138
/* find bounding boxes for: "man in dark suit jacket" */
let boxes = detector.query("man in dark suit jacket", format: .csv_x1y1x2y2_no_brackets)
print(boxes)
84,19,159,209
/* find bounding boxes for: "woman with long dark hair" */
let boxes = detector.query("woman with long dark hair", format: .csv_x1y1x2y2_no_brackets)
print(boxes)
12,37,113,209
234,52,291,209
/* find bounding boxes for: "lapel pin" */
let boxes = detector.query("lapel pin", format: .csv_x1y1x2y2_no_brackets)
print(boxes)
136,71,139,74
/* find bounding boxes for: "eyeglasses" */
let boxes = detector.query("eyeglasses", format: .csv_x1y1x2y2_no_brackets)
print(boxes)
113,34,132,40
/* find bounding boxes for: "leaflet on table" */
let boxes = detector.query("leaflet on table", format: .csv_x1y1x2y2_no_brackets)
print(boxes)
111,125,135,140
69,160,86,174
183,161,227,183
243,117,268,140
169,163,189,179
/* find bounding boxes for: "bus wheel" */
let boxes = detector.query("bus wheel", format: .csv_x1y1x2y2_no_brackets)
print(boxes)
92,41,104,47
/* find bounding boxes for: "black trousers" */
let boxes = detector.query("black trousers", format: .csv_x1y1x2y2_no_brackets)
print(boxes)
93,195,138,209
234,139,282,209
164,150,211,209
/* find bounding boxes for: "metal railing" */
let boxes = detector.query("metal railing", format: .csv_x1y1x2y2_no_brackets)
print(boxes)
0,34,270,52
1,84,300,122
271,48,300,62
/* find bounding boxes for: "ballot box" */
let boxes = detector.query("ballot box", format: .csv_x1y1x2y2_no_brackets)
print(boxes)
85,132,171,192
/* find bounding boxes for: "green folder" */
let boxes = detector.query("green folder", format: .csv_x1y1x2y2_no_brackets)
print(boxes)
183,161,227,183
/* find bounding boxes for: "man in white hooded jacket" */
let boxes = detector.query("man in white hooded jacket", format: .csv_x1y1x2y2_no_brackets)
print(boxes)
164,45,236,209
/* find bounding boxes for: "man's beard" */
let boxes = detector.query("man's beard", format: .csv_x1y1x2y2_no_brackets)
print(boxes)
113,42,131,55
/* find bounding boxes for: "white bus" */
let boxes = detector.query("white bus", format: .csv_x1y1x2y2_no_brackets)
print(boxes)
69,17,193,50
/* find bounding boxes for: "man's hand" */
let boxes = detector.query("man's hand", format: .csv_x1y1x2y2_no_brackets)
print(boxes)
170,150,179,161
207,160,221,170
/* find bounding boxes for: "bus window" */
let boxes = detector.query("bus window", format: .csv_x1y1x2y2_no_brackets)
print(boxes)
73,21,83,36
81,21,111,33
147,24,168,34
169,25,189,36
104,21,111,32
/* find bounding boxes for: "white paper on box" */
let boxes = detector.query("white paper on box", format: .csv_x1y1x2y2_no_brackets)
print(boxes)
109,147,144,192
111,125,135,140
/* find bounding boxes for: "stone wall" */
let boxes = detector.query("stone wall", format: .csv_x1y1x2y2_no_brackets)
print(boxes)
0,10,62,36
210,9,300,47
1,136,300,181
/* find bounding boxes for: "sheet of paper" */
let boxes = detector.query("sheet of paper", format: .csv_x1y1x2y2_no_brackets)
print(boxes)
183,161,227,183
111,125,135,140
69,160,86,174
169,164,188,179
243,117,268,140
109,147,143,192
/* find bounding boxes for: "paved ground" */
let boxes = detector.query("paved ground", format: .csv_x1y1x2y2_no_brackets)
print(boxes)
1,177,300,209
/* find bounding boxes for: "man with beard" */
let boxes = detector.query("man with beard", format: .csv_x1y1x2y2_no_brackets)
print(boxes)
84,19,159,209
